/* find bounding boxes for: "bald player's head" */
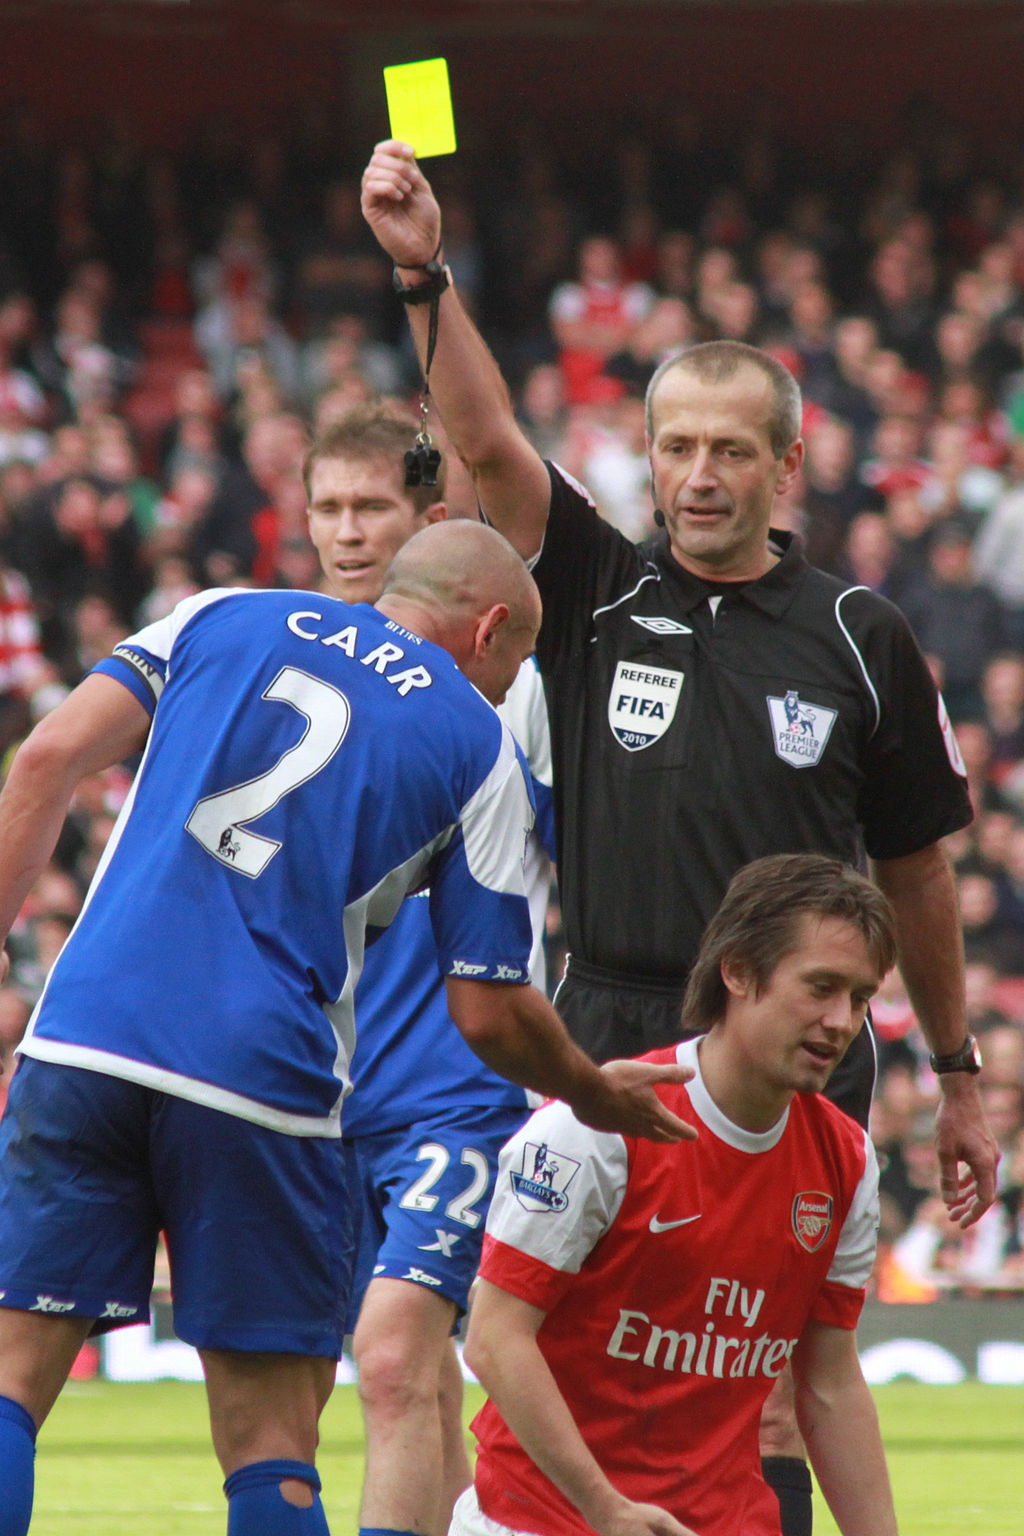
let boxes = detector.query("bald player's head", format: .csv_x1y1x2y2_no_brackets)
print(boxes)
377,521,541,705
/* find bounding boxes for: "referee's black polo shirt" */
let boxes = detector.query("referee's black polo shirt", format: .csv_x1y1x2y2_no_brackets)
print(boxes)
531,462,973,984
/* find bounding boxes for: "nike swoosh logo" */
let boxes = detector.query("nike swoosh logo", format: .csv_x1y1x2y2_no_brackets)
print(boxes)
649,1214,701,1232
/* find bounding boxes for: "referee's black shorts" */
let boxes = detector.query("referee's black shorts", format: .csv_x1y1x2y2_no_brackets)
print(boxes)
554,957,877,1130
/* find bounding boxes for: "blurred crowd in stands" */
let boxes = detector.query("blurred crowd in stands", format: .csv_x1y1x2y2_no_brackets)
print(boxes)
2,99,1024,1295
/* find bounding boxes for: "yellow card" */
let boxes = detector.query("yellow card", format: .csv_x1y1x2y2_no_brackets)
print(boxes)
383,57,457,159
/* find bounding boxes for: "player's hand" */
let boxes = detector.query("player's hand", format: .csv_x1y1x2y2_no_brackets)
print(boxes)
935,1074,999,1228
590,1494,697,1536
573,1058,697,1144
361,140,442,269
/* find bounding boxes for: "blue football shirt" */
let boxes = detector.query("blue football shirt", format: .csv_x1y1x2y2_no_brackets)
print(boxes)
21,589,535,1136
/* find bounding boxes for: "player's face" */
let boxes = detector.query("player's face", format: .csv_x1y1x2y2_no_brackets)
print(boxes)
307,454,441,605
647,365,802,582
719,915,881,1127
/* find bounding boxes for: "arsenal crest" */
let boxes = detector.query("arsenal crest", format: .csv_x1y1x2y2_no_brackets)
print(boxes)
792,1191,834,1253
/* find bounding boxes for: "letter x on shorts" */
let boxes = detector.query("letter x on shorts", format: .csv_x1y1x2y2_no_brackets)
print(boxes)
344,1101,528,1333
0,1057,355,1356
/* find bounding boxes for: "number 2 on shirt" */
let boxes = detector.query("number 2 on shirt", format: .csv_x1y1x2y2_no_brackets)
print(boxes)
186,667,352,878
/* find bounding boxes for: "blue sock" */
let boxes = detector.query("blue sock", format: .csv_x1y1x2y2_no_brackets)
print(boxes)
0,1396,37,1536
224,1459,329,1534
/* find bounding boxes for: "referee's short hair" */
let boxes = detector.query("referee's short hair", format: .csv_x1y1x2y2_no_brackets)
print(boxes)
645,340,803,458
302,402,448,514
682,854,896,1033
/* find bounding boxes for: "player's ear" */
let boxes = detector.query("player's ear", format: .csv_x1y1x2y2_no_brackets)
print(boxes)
720,955,752,1000
424,501,448,526
474,602,510,657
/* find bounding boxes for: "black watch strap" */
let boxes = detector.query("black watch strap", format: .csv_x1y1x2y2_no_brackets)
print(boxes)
928,1034,982,1075
392,259,451,305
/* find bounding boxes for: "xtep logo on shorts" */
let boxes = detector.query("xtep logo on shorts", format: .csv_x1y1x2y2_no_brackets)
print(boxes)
30,1295,75,1313
101,1301,139,1319
510,1139,581,1213
403,1267,443,1286
608,661,683,751
766,689,837,768
792,1191,834,1253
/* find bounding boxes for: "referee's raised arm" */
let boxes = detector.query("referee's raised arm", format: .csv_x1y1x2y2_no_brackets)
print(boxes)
361,139,551,561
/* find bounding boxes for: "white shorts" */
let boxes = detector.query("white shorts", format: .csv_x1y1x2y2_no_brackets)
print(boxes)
450,1487,534,1536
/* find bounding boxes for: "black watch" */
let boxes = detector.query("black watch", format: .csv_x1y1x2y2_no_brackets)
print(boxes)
928,1034,982,1075
392,259,451,305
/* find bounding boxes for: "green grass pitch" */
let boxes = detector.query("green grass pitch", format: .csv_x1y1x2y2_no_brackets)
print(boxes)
30,1378,1024,1534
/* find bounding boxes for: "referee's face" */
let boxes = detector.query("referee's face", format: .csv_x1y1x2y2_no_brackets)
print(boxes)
647,364,802,582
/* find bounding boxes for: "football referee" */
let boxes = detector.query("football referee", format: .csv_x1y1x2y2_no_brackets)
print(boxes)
361,139,998,1536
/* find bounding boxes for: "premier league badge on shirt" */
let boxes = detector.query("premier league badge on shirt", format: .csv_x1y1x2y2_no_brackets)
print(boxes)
766,689,837,768
791,1191,834,1253
608,661,683,751
510,1140,581,1214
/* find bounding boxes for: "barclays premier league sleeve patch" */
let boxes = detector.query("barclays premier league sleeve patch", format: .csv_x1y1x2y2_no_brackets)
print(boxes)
510,1138,582,1213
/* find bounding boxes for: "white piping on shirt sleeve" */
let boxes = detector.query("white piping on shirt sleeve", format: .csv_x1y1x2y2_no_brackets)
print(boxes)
834,586,882,737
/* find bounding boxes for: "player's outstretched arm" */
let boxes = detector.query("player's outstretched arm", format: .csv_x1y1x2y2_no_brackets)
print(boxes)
361,140,551,560
445,977,696,1144
0,673,150,944
872,843,999,1227
792,1320,898,1536
465,1280,698,1536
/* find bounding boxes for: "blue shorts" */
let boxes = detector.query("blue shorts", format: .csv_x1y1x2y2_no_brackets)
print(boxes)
0,1057,355,1357
344,1102,527,1332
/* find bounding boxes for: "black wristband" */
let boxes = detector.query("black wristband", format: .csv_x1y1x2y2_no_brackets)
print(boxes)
393,258,451,305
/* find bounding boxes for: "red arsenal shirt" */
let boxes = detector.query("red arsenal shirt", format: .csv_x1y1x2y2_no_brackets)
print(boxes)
473,1038,877,1536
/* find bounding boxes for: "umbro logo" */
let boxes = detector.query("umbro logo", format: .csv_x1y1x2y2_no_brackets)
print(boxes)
649,1213,701,1232
631,616,693,636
